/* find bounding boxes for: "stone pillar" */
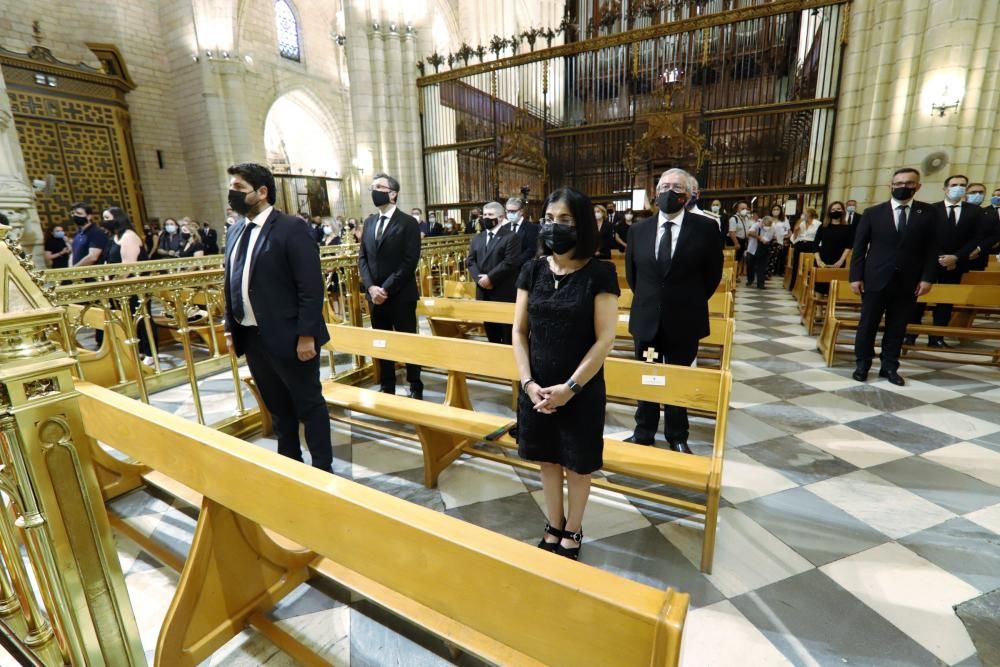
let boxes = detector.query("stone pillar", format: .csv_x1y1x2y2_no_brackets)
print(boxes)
0,70,44,267
403,31,427,209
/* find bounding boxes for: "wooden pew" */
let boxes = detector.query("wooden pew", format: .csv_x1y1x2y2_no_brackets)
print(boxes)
78,383,689,667
323,325,731,573
792,253,814,305
800,267,849,335
416,297,733,370
817,281,1000,366
65,304,152,387
443,279,477,299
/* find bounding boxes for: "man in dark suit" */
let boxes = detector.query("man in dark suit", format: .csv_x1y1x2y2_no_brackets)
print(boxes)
467,202,519,343
505,197,540,269
970,186,1000,271
359,172,424,399
464,207,482,235
906,174,983,348
201,221,219,254
850,167,941,386
624,168,724,454
845,199,860,230
223,163,332,472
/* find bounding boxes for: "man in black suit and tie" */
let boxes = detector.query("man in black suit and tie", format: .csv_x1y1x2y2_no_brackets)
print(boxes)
223,163,332,472
505,197,540,269
850,167,941,386
970,186,1000,270
359,172,424,399
623,168,724,454
845,199,860,230
467,201,519,344
906,174,983,348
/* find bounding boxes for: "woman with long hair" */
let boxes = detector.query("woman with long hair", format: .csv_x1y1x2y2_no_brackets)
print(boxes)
178,220,206,257
102,206,155,365
812,201,854,295
788,207,821,290
513,187,619,561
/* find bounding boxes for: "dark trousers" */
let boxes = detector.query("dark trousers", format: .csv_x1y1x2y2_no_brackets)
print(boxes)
854,274,915,372
480,294,513,344
632,334,700,443
370,298,422,392
911,268,961,342
788,241,815,290
746,244,770,287
243,327,332,471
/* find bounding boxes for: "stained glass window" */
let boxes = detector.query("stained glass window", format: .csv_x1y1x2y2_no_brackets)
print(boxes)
275,0,301,62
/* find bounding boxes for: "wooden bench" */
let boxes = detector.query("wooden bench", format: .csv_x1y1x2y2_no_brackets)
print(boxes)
78,382,689,667
322,324,731,573
800,267,849,335
65,304,152,387
817,280,1000,366
416,296,734,370
791,253,814,304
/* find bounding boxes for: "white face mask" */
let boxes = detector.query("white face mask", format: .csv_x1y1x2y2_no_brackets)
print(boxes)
711,205,720,213
165,224,177,234
846,206,856,214
323,225,333,235
506,212,519,222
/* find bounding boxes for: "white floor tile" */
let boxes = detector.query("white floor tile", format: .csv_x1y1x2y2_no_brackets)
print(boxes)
774,323,810,336
731,361,775,381
730,382,783,409
680,600,793,667
964,502,1000,534
770,315,805,324
805,470,954,539
943,364,1000,386
773,335,819,350
724,411,788,447
774,350,827,367
895,404,1000,440
922,442,1000,488
733,345,772,360
275,607,350,665
350,438,425,480
437,457,527,509
737,321,766,332
789,392,882,424
531,487,650,541
660,508,812,598
977,386,1000,404
872,378,964,404
797,424,910,468
784,368,859,392
734,332,768,344
821,543,978,665
124,566,179,653
721,450,799,504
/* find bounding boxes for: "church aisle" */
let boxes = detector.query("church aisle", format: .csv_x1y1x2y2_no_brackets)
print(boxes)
107,282,1000,666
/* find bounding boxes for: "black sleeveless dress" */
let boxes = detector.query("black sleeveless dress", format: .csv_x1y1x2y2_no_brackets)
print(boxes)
515,257,620,474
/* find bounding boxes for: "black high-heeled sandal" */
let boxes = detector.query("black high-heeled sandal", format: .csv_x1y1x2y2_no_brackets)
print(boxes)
538,519,565,552
556,528,583,560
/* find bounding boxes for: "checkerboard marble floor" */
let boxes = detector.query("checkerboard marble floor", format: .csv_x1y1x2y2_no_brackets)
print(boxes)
104,278,1000,666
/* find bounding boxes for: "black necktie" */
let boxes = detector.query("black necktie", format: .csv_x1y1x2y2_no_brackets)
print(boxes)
897,205,908,235
657,221,673,273
949,205,958,226
511,222,518,234
486,231,494,247
229,221,256,323
375,215,388,242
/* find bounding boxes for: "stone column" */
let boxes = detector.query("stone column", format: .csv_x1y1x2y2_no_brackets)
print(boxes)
403,30,427,209
0,70,44,267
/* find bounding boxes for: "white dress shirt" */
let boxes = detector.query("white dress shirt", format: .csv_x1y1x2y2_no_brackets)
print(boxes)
747,221,775,255
890,198,911,231
690,204,721,231
729,215,749,239
231,205,273,327
797,220,821,243
375,205,398,239
655,209,684,260
944,200,962,225
772,220,791,244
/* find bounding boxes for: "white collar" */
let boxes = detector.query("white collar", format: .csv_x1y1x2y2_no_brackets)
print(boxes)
945,200,963,208
249,206,273,227
658,209,685,227
890,198,913,209
378,205,397,220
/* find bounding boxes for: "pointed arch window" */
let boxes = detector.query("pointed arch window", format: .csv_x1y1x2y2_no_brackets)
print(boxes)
275,0,301,62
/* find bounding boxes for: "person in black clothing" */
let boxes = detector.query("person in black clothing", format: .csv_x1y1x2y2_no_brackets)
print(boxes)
970,187,1000,270
624,168,724,453
513,186,619,561
201,221,219,254
464,207,482,235
224,163,332,472
812,201,853,295
467,202,519,343
907,174,984,348
593,204,615,259
44,225,72,268
103,207,156,362
154,218,183,258
359,172,423,399
178,220,206,257
850,167,941,386
70,203,107,267
613,209,633,252
505,197,539,270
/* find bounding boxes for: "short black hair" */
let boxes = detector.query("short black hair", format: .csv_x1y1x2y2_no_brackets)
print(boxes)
373,172,400,193
944,173,968,187
892,167,921,181
539,186,598,260
227,163,276,205
71,202,93,215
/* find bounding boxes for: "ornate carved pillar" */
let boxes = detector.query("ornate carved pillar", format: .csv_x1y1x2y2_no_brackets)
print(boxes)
0,69,43,268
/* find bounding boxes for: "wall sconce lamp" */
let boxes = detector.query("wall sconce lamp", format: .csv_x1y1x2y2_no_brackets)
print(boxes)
931,86,961,117
334,34,346,46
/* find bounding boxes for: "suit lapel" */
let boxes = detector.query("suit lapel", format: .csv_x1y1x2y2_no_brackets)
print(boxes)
666,218,694,276
247,210,280,283
377,209,402,249
482,227,508,262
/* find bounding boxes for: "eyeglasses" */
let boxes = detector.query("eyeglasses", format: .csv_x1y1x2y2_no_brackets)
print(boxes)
891,181,919,187
655,183,687,195
368,184,393,192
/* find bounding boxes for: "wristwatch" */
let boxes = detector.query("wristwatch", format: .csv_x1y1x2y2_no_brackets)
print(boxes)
566,378,582,394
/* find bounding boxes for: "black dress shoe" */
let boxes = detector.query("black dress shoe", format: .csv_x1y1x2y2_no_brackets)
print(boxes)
879,368,905,386
669,440,693,455
903,334,917,346
408,384,424,400
927,338,950,349
380,387,396,395
852,365,870,382
623,434,655,446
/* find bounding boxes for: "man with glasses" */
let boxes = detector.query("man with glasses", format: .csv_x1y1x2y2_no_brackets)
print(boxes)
623,168,723,454
850,167,941,386
359,172,424,399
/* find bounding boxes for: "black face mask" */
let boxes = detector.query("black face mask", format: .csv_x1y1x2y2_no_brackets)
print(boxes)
481,217,497,230
892,186,917,202
372,190,392,207
228,189,254,216
539,222,577,254
829,210,843,220
181,232,191,241
657,190,687,215
72,215,89,227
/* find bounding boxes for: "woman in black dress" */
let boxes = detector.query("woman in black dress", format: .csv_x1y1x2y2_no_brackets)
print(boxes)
102,207,156,363
513,187,619,561
593,204,615,259
178,221,206,257
812,201,854,295
44,225,72,269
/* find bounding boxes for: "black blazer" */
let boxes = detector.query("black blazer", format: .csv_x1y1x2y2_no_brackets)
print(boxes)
511,220,541,268
223,209,329,358
595,220,615,259
933,201,984,271
467,226,519,301
849,200,941,293
625,211,724,346
359,208,422,303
